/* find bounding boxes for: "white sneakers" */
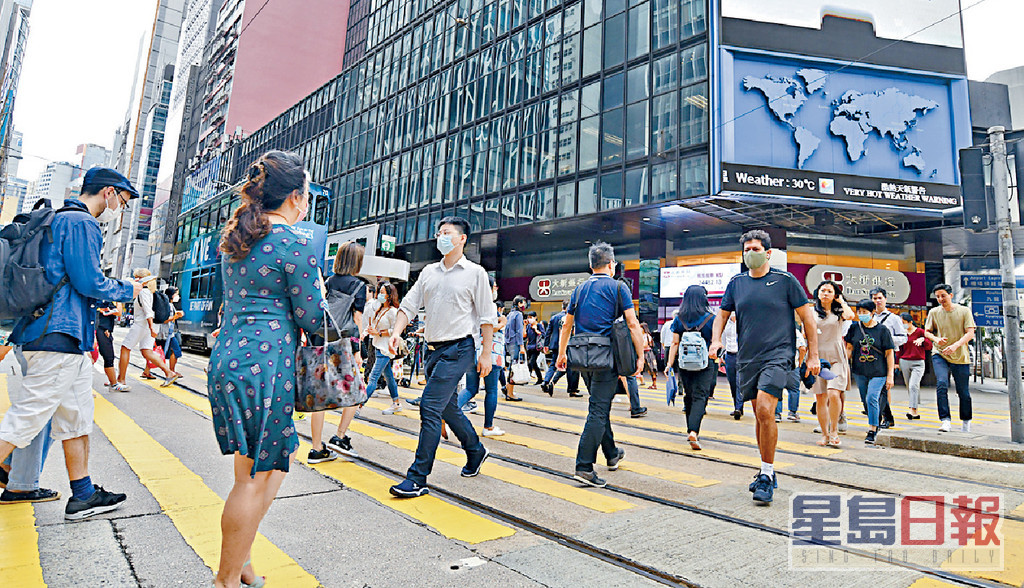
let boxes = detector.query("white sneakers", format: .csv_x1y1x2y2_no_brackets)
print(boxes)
482,427,506,437
939,420,952,432
382,404,402,415
962,420,971,433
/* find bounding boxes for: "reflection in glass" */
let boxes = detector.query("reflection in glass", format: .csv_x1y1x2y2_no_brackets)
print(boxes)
680,154,708,197
582,25,602,78
562,32,580,85
604,13,625,68
627,63,649,104
682,0,706,38
681,44,707,86
603,72,624,110
579,115,599,170
600,171,623,210
578,177,597,214
557,183,575,217
625,166,648,206
538,187,555,220
625,101,649,160
651,90,677,154
557,122,578,176
626,3,649,60
601,107,623,166
652,0,678,50
680,83,709,147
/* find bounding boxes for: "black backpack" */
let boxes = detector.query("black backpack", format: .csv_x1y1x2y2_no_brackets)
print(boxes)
0,200,76,321
152,291,172,324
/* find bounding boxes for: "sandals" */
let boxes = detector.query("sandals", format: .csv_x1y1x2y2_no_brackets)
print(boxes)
816,436,829,447
827,435,841,447
241,560,265,588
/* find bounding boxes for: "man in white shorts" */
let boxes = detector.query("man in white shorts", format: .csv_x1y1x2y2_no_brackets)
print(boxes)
0,168,142,520
115,271,180,390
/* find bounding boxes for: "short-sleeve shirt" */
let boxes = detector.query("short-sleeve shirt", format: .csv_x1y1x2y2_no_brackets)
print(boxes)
97,302,117,331
326,274,368,312
671,312,715,347
720,268,809,365
568,274,632,337
844,321,895,378
925,304,976,365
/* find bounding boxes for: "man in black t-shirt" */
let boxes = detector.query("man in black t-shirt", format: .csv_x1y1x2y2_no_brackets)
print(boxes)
709,230,819,506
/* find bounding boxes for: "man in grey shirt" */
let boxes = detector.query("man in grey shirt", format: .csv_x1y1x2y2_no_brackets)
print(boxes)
387,217,497,498
870,287,907,428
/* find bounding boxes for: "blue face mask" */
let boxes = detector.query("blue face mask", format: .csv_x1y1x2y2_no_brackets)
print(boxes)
858,314,872,324
436,234,456,255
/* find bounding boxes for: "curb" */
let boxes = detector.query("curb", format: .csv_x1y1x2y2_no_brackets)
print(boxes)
877,431,1024,464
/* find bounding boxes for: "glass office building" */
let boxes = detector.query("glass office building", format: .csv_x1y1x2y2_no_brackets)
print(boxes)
224,0,710,250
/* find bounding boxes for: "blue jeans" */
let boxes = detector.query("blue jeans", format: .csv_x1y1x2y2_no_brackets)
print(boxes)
543,353,560,384
724,352,742,412
365,349,399,401
776,368,801,415
576,369,620,472
932,355,972,421
2,421,52,491
406,338,485,485
625,375,642,413
458,366,502,429
163,333,182,359
854,374,886,427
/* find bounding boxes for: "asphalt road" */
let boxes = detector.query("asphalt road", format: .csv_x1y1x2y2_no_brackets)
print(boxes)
1,345,1022,588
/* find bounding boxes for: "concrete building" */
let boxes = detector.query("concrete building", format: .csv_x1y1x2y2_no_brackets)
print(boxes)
0,127,21,221
77,142,110,171
0,0,30,221
23,160,76,211
0,174,24,223
102,0,185,279
986,66,1024,130
194,0,349,162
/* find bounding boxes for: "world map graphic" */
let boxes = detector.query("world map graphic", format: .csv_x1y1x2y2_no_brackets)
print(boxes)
742,69,939,176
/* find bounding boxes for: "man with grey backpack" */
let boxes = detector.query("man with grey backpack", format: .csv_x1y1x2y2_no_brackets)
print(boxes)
665,285,717,450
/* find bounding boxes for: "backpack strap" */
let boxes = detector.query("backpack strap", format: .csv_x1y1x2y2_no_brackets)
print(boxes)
682,313,713,333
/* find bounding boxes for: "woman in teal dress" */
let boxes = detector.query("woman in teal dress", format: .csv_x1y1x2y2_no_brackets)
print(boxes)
208,150,324,588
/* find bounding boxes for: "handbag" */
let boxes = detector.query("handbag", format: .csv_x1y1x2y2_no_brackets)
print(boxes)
509,361,531,385
610,282,638,376
323,278,361,341
294,271,368,412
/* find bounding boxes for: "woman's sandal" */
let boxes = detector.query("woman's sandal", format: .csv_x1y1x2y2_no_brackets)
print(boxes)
242,560,266,588
816,436,829,447
827,434,841,447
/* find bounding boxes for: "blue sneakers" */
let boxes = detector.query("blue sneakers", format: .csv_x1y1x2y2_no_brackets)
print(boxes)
389,479,429,498
748,472,777,492
751,474,775,505
461,447,490,477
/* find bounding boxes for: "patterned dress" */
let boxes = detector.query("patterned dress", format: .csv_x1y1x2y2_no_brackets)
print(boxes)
208,225,325,476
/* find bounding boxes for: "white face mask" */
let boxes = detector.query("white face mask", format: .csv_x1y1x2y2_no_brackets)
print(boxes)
97,189,122,223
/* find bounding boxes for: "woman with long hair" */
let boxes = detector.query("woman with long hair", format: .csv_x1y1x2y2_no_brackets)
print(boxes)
640,323,659,389
365,282,403,413
665,285,717,450
207,150,325,588
307,241,367,461
808,280,855,447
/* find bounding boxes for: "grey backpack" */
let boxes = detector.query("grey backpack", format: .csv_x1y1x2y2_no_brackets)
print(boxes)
677,314,713,371
0,200,74,321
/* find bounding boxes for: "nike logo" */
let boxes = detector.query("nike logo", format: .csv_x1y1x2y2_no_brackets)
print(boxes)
766,281,778,286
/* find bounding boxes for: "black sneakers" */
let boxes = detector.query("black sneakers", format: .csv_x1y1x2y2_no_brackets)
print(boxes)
607,448,625,470
461,447,490,477
865,431,877,445
327,435,359,458
390,479,429,498
307,447,337,464
64,486,126,521
630,407,648,418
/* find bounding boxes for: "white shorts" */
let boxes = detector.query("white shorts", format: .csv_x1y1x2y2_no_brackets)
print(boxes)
121,322,155,351
0,351,94,447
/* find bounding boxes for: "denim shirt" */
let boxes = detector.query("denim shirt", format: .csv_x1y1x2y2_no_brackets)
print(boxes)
10,199,135,352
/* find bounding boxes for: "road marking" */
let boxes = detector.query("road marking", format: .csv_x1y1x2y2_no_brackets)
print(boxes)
501,399,841,457
939,499,1024,586
336,415,634,513
365,398,729,485
92,393,319,586
139,377,516,544
0,374,47,588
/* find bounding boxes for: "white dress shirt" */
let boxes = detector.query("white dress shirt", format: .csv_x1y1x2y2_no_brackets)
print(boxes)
398,255,498,344
875,309,908,348
723,318,739,354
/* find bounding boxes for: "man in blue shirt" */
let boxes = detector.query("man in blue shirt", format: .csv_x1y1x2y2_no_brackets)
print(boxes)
503,295,527,401
556,242,645,488
0,168,141,520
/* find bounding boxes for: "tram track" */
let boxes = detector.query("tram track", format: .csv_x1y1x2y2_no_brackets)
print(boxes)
153,370,1013,588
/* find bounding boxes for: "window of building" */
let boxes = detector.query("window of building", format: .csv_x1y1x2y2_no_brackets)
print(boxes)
601,107,623,166
600,170,623,210
578,177,597,213
626,2,649,61
603,13,625,68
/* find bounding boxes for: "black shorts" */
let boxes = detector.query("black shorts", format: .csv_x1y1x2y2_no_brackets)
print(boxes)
738,358,792,402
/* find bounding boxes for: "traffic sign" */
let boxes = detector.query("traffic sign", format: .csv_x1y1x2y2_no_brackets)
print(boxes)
972,289,1003,304
961,274,1024,289
972,301,1005,328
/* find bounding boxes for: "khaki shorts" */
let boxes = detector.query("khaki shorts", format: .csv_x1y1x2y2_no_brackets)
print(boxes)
0,351,94,447
121,322,155,351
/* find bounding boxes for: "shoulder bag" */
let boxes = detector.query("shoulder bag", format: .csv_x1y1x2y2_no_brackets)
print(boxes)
295,271,368,412
610,281,638,376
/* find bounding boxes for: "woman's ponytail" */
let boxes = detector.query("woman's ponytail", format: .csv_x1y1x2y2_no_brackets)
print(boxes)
219,151,305,262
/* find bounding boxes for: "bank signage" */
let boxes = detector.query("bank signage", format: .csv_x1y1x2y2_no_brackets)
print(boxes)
529,273,590,301
803,265,911,304
660,264,740,298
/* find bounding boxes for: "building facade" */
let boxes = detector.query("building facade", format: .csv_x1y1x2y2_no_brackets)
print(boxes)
0,0,30,221
196,0,981,328
23,160,76,211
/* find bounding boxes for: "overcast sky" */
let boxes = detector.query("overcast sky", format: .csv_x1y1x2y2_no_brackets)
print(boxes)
10,0,1024,180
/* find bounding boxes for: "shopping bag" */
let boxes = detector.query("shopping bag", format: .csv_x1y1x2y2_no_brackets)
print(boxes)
666,372,678,406
509,361,531,385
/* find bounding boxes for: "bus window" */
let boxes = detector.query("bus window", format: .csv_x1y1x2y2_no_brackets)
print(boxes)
200,270,211,298
190,273,200,298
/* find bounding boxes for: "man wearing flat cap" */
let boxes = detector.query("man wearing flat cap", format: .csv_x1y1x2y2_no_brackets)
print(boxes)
0,168,145,520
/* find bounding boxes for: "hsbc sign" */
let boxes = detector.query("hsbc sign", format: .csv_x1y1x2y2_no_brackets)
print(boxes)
805,265,911,304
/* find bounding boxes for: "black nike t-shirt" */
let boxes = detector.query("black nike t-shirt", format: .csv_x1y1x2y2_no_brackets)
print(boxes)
720,268,809,365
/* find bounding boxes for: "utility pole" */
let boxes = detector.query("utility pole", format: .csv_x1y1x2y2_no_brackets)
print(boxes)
988,126,1024,443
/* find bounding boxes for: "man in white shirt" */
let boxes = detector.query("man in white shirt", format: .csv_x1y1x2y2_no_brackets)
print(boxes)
870,287,907,428
387,217,497,498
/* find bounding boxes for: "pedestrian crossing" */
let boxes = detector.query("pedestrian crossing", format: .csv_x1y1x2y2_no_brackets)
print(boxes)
0,374,47,588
